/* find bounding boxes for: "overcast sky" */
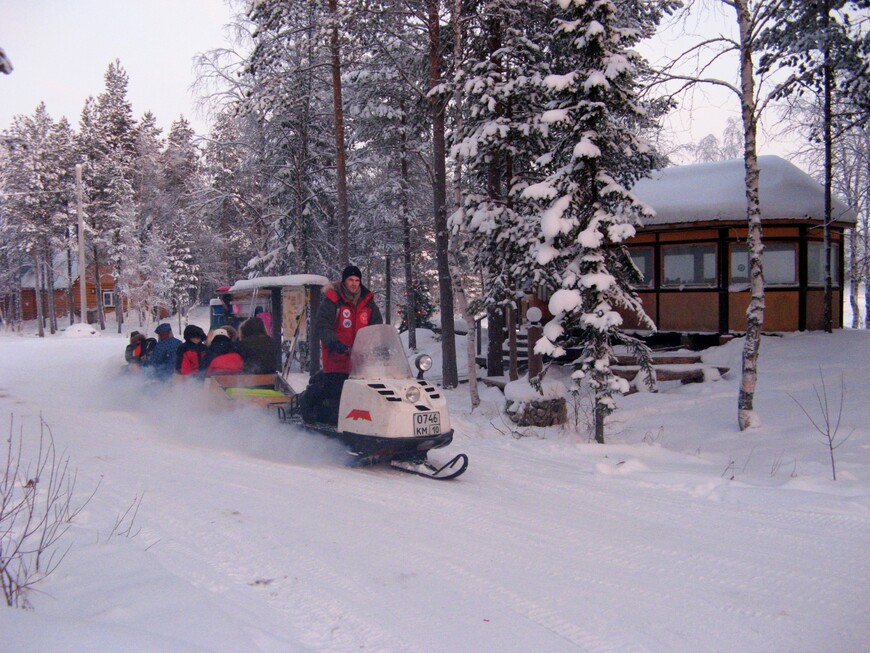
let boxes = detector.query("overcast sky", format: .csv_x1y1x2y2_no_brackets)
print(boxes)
1,0,237,135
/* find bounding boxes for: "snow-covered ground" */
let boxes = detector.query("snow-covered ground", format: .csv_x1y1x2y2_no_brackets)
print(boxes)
1,310,868,652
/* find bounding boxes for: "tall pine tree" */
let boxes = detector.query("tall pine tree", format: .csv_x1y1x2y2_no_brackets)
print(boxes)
523,0,673,442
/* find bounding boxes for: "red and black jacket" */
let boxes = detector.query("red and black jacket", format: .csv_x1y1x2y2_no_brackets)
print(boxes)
201,336,244,377
315,281,383,374
176,341,208,375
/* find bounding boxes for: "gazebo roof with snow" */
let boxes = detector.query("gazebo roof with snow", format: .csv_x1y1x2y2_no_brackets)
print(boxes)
632,155,857,227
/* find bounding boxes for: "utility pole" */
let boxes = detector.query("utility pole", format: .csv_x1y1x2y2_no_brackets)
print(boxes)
76,163,87,324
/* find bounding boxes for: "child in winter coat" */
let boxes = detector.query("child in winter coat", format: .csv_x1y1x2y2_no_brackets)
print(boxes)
201,329,244,377
175,325,208,376
125,332,146,365
125,332,156,368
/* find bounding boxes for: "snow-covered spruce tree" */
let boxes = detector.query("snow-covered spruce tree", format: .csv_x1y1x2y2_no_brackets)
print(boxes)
167,233,200,328
77,61,138,332
524,0,672,443
399,275,437,332
759,0,870,333
233,0,344,276
450,0,557,380
197,112,260,285
161,118,202,322
51,117,79,328
124,112,165,325
343,1,435,337
1,104,76,337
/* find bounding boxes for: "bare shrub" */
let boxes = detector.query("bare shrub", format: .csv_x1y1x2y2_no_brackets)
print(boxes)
1,415,96,608
106,493,143,542
789,370,853,481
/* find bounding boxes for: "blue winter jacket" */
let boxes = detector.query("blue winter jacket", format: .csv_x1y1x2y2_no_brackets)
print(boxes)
144,336,182,380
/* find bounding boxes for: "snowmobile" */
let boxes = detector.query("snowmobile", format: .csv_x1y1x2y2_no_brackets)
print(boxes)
276,324,468,480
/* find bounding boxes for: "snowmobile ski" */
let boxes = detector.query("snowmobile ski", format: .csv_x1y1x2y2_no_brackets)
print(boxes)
389,453,469,481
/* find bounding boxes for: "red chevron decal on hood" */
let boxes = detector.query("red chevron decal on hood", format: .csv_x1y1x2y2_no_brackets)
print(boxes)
346,409,372,421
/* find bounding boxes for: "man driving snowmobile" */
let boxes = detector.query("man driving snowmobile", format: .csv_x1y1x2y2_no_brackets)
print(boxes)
301,265,383,424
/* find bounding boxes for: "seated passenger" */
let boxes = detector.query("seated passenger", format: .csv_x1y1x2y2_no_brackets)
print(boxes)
143,323,182,381
253,306,273,337
176,325,208,376
125,331,146,365
238,317,281,374
201,329,244,377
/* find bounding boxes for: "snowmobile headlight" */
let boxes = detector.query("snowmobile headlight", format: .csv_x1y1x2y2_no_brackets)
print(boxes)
405,385,422,403
414,354,433,372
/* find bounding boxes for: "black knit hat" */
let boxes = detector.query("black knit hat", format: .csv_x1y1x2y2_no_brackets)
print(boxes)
342,265,362,282
183,324,206,341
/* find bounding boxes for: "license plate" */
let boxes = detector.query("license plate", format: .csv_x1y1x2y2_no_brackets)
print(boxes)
414,412,441,436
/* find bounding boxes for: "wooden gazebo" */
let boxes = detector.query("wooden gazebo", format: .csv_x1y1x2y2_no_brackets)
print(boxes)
625,155,857,334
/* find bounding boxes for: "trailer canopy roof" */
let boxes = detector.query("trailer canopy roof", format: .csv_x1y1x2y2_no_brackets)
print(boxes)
228,275,330,293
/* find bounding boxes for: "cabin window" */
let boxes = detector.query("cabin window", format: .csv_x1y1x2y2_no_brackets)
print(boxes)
808,241,839,286
628,247,654,288
102,290,115,308
662,244,716,287
731,243,796,286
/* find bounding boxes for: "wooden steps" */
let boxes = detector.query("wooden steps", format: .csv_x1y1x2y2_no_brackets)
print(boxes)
613,352,729,389
614,353,703,366
612,363,730,384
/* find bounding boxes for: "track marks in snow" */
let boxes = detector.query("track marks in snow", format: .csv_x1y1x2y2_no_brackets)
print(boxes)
142,458,432,652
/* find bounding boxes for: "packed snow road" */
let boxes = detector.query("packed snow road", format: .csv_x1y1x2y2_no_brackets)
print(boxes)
1,334,868,652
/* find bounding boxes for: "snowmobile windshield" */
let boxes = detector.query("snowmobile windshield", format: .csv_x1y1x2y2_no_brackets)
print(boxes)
349,325,413,380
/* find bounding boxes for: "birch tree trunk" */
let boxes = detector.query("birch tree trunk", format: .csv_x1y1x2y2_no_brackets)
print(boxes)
734,0,766,431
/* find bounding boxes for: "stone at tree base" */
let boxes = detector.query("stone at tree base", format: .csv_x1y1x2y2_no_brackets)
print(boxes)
505,397,567,427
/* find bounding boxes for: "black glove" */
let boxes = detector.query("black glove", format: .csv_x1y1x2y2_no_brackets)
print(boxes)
328,340,350,355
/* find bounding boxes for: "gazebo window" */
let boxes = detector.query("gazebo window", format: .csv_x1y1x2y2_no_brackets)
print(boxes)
808,241,839,286
102,290,115,308
731,243,796,286
628,247,654,288
662,244,716,287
